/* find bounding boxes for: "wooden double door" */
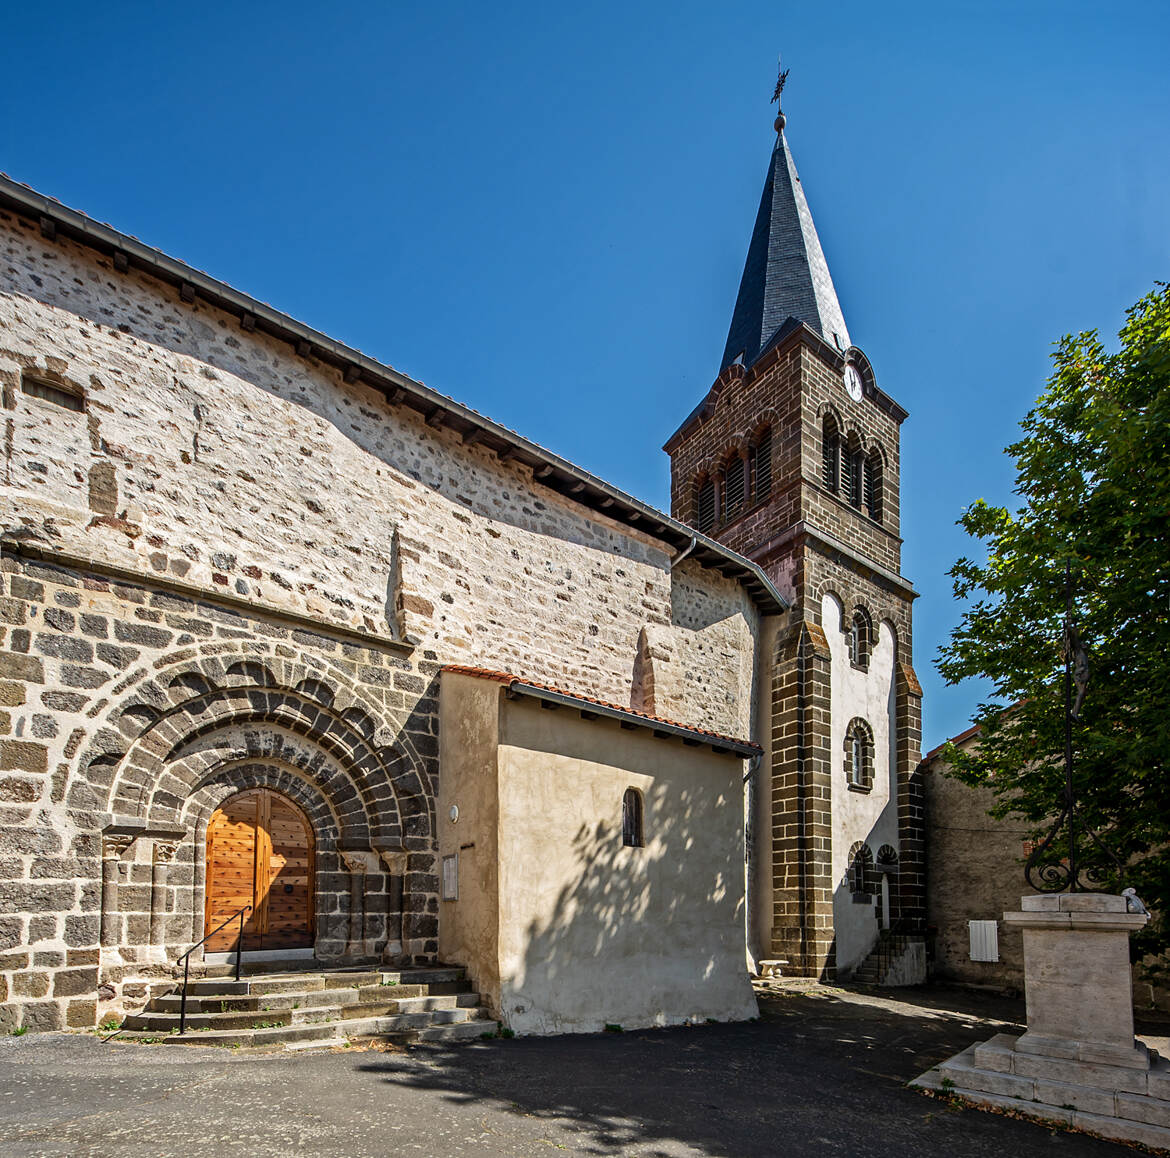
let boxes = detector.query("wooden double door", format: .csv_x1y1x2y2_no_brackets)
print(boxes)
205,788,314,953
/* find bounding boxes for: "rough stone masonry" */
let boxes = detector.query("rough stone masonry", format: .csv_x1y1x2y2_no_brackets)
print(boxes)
0,193,771,1033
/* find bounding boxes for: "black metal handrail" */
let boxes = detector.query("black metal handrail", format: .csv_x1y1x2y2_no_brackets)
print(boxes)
175,905,251,1035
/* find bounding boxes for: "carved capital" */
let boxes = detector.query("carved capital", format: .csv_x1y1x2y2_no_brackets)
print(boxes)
102,834,135,860
339,849,379,875
153,840,179,865
377,848,408,876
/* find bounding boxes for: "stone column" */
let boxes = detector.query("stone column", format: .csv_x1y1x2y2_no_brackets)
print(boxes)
100,834,135,952
378,849,408,964
149,840,179,956
339,850,379,958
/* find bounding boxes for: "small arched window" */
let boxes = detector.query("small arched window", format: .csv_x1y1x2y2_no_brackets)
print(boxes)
695,478,716,534
849,607,872,669
844,718,874,792
622,788,644,848
848,841,873,897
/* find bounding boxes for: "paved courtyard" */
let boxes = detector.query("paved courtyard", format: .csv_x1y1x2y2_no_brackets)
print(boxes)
0,983,1160,1157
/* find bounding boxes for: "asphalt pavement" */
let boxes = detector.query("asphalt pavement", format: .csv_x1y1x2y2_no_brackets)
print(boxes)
0,982,1155,1157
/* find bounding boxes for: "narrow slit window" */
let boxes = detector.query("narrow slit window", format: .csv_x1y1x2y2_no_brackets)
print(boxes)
844,718,874,791
622,787,644,848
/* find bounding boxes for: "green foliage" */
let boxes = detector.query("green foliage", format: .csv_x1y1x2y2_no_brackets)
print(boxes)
938,284,1170,968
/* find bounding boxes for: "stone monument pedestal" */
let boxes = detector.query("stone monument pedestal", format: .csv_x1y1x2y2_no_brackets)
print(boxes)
912,893,1170,1149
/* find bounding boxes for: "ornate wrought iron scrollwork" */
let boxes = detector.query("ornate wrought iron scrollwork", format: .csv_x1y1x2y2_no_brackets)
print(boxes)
1024,800,1122,893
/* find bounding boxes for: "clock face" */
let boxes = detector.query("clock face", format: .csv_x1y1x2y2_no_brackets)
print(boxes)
844,364,864,402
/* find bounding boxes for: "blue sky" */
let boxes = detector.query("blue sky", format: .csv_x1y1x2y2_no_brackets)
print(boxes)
4,1,1168,749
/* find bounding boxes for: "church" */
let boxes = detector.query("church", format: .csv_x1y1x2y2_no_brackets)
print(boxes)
0,86,922,1037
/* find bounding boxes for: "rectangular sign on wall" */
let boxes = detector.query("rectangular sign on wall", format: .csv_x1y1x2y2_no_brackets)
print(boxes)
441,854,458,901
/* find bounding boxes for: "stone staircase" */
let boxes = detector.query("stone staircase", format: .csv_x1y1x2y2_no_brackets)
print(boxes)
113,966,497,1049
850,929,926,986
913,1034,1170,1151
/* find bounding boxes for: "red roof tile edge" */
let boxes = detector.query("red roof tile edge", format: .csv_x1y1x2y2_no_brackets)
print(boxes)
442,664,760,753
921,721,982,765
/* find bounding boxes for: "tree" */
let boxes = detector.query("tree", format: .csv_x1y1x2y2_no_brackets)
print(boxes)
938,283,1170,968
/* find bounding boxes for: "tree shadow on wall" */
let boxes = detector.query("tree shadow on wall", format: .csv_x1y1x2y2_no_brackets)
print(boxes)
499,778,752,1035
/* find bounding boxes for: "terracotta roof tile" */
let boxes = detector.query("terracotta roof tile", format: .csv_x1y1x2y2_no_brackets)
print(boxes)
442,664,760,753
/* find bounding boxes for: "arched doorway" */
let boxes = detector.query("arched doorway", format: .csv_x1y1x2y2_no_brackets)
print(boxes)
205,788,315,953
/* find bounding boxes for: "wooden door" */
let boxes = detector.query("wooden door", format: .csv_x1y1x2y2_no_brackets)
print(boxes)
205,788,314,953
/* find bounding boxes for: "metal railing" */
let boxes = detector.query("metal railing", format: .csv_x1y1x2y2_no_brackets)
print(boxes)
175,905,251,1035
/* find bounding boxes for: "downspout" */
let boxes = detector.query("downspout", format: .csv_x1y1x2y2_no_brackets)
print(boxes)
671,535,698,568
742,752,762,974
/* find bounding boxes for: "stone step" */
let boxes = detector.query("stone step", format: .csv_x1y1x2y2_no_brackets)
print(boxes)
184,966,465,995
185,975,328,996
391,969,466,986
914,1045,1170,1151
192,957,381,979
123,1009,294,1032
415,1019,500,1043
126,992,481,1033
118,1022,340,1048
321,1009,476,1037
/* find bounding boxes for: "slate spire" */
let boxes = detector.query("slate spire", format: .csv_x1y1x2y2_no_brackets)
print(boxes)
720,81,851,372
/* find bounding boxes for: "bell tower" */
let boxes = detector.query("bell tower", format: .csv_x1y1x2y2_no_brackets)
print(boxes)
664,72,924,980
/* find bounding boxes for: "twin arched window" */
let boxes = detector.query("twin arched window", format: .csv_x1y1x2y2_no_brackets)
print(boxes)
693,427,773,534
844,718,874,792
848,841,874,897
823,415,882,523
622,788,644,848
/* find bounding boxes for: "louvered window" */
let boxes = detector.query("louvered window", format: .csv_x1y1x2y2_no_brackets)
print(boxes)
753,429,773,501
846,449,863,509
724,458,746,521
696,479,716,533
822,420,839,493
864,455,882,522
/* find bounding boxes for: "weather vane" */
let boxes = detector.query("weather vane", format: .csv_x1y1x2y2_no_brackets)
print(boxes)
772,57,790,105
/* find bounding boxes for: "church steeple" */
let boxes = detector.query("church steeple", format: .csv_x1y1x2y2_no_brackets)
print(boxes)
720,77,851,372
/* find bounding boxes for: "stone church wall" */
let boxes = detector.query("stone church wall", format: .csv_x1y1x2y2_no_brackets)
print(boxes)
0,207,760,1031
